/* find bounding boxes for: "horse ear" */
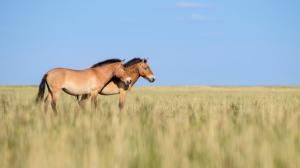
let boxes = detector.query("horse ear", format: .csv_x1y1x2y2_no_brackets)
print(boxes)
143,58,148,63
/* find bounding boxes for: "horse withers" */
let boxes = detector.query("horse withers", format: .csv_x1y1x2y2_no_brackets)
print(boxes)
36,59,131,115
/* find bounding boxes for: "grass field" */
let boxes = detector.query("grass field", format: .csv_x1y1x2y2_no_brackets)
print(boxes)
0,86,299,168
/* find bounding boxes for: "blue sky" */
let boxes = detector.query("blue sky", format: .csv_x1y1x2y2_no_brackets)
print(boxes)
0,0,299,86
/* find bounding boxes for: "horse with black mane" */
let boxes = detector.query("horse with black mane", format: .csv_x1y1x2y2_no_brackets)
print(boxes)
36,59,132,115
79,58,155,111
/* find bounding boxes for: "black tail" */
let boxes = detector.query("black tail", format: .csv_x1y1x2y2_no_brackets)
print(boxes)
36,74,48,103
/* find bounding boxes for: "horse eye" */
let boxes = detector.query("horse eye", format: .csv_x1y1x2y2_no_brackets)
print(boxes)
144,67,147,70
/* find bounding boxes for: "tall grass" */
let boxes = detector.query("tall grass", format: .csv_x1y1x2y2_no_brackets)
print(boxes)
0,86,299,168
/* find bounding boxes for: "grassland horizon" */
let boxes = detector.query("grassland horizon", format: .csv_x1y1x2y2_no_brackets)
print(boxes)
0,86,299,168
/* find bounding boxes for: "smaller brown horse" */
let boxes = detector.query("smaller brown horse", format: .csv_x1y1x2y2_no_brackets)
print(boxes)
36,59,131,114
79,58,155,111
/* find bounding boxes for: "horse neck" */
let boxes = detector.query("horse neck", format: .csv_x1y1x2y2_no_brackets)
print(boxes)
125,65,140,86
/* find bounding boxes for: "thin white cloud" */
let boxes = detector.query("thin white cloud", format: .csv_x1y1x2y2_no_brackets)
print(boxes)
191,14,209,21
191,14,219,21
176,2,211,9
175,2,219,22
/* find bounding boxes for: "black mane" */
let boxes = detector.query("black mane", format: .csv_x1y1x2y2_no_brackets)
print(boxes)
91,59,122,68
124,58,145,67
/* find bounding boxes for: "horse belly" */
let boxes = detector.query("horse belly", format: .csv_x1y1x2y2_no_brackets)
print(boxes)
63,78,99,95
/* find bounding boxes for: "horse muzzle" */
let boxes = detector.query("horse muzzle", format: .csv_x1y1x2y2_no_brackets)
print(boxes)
124,77,132,86
148,76,156,83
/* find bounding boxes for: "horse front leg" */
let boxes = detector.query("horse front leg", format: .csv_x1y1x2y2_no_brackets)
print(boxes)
78,94,90,110
119,89,127,112
90,91,99,110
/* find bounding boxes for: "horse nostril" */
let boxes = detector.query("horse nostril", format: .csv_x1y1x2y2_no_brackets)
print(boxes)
125,79,131,85
151,77,156,82
124,77,131,85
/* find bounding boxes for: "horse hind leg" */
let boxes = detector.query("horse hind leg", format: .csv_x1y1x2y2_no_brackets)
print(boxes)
50,89,60,116
44,94,51,113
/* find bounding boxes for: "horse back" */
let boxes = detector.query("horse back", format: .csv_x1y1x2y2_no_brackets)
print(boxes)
46,68,98,87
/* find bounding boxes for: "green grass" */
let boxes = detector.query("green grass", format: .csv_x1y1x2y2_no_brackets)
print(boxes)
0,86,300,168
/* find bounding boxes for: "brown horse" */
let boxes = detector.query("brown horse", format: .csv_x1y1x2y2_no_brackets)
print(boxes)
79,58,155,111
36,59,132,114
